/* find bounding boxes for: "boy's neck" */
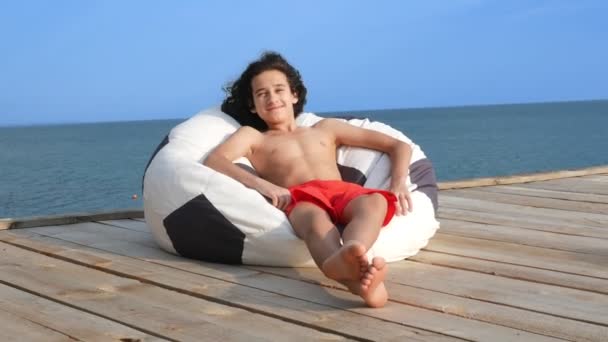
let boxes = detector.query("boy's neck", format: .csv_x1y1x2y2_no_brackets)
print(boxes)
266,120,297,133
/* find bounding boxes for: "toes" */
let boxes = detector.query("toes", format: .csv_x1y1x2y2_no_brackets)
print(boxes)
371,257,386,269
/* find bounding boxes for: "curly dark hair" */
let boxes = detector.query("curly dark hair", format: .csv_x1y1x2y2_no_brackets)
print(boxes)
221,51,308,131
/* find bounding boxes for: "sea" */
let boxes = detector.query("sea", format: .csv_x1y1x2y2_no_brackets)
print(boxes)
1,99,607,218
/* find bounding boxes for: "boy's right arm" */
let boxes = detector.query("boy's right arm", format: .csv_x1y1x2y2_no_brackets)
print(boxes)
203,126,264,190
203,126,292,209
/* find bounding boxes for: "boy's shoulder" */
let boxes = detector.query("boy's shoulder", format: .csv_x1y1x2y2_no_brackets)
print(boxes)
234,125,264,137
230,125,264,144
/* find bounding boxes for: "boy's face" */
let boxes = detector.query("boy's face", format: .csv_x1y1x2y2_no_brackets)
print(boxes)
251,69,298,124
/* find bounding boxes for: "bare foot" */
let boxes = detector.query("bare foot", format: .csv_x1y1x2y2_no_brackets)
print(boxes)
321,240,368,281
360,257,388,308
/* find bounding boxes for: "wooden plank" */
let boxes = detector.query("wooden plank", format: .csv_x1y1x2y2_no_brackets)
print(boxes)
439,195,608,229
438,219,608,255
0,283,164,342
248,265,608,342
0,241,354,341
0,308,74,342
523,177,608,195
4,227,557,342
388,262,608,326
437,207,608,239
28,221,158,248
99,219,150,233
0,209,144,230
437,166,608,190
425,234,608,279
475,184,608,204
443,188,608,214
410,250,608,295
0,230,458,342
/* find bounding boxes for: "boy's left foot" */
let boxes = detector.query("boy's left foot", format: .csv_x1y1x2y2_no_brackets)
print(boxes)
341,257,388,308
360,257,388,308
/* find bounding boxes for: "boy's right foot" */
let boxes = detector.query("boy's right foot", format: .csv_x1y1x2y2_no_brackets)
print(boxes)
321,240,368,281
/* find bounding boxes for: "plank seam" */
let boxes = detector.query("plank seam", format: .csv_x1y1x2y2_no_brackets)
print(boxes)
470,187,608,205
437,210,608,240
412,251,608,292
436,230,608,257
95,220,151,234
0,306,83,341
520,186,608,197
444,191,608,215
438,203,608,227
383,296,575,341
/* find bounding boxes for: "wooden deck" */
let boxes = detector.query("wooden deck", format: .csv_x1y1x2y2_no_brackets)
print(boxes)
1,168,607,341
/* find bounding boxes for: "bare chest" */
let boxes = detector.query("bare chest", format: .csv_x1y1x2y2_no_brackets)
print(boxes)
252,129,336,167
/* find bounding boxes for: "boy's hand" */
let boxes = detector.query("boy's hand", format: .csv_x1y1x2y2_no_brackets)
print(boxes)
390,183,413,216
257,180,292,211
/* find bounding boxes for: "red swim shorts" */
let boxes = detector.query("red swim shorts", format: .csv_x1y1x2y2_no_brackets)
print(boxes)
284,180,397,227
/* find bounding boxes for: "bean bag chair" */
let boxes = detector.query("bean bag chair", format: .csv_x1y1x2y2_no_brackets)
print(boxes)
143,107,439,266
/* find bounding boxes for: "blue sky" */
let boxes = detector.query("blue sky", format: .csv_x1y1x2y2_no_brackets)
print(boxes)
1,0,606,125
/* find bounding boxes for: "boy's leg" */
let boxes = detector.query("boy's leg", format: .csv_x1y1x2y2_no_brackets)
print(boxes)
288,202,368,280
339,193,390,308
340,193,388,249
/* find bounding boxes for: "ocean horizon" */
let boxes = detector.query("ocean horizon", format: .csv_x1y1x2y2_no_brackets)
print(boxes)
1,99,607,218
3,98,605,128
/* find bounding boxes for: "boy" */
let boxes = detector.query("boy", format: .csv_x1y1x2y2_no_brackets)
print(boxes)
204,52,412,307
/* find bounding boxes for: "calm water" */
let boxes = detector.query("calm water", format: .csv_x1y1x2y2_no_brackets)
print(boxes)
1,100,607,218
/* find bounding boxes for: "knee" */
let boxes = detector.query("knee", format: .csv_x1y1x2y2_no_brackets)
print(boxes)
289,204,333,239
308,211,333,235
366,193,388,213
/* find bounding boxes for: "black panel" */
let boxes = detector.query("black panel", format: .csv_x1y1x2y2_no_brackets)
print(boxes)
164,194,246,264
142,134,169,191
409,158,439,212
337,164,367,185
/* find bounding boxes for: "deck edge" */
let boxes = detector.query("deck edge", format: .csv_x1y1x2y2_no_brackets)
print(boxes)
0,209,144,230
438,165,608,190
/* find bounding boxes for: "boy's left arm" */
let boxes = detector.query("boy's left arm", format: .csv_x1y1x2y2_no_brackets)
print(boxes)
317,119,413,215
